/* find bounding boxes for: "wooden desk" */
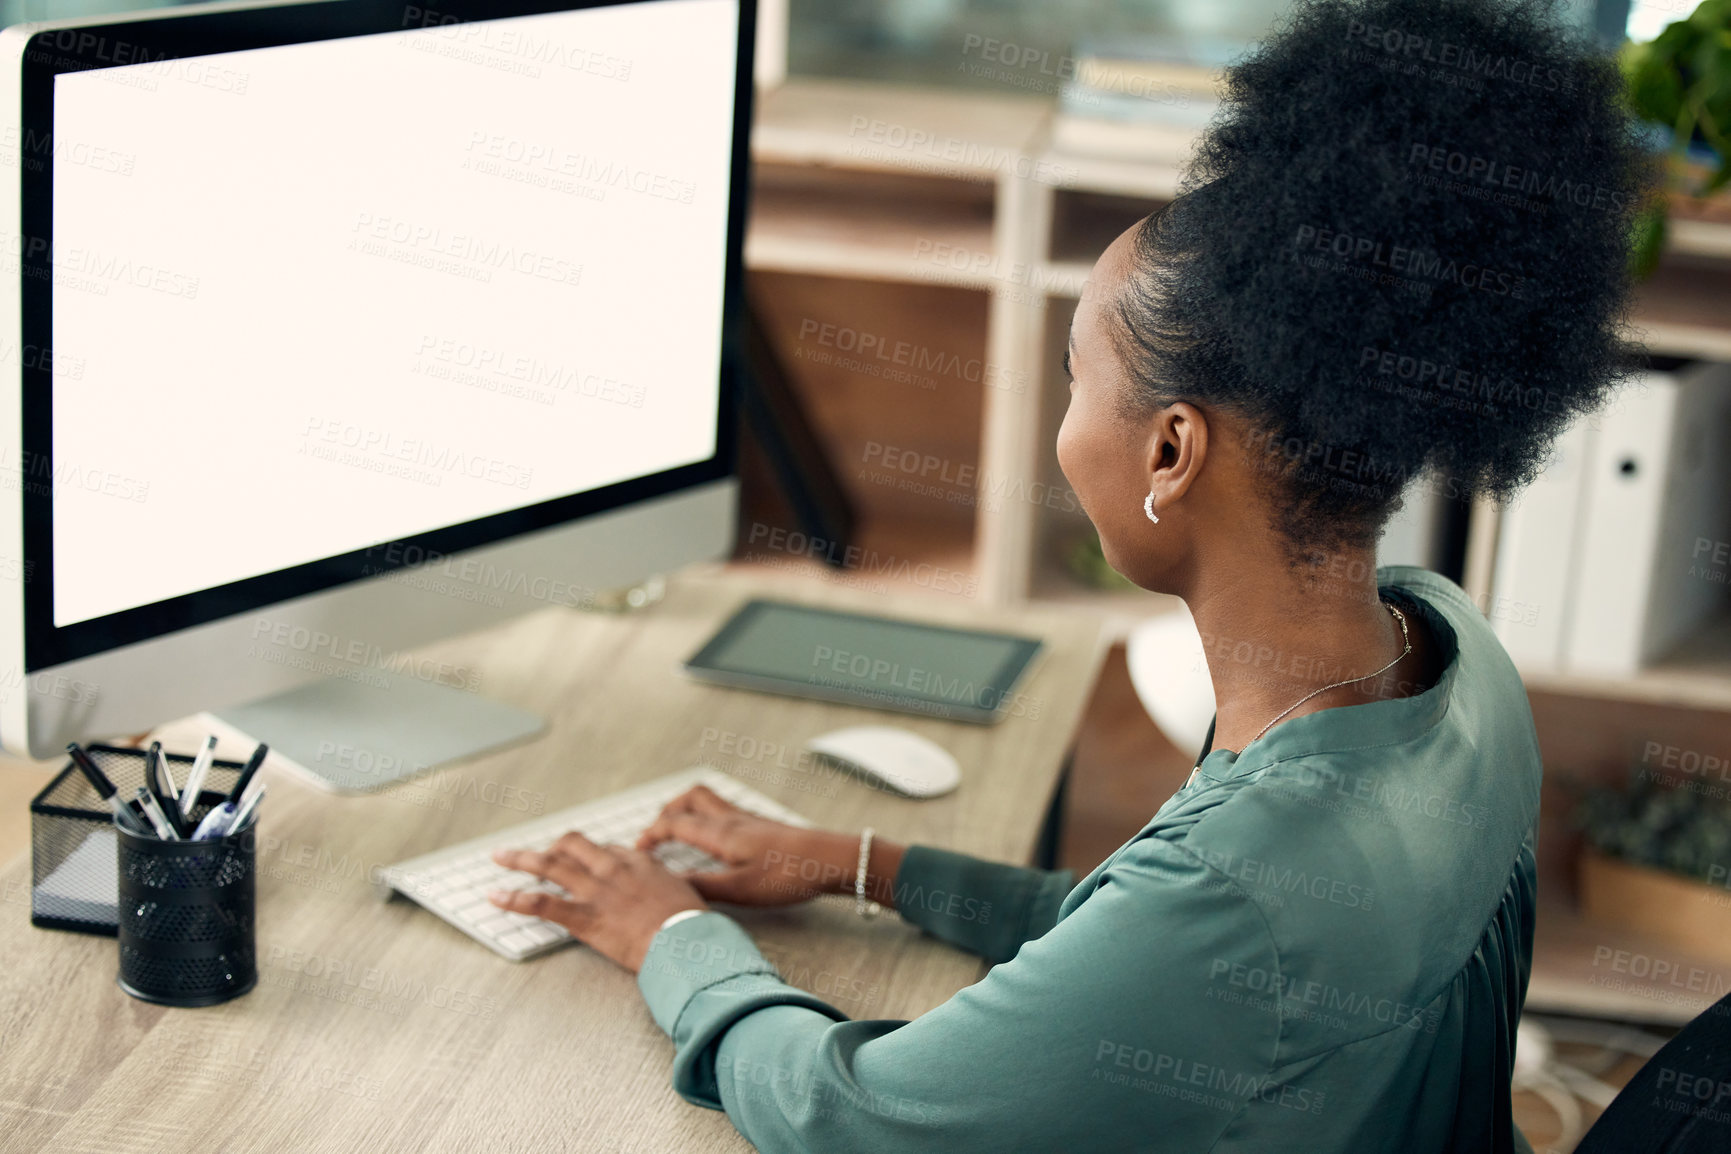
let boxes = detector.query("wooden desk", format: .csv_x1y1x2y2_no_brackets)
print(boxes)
0,565,1105,1152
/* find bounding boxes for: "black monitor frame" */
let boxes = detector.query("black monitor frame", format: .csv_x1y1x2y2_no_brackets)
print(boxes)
19,0,752,671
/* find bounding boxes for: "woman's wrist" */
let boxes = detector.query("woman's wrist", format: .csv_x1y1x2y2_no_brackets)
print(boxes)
658,907,708,933
796,829,905,909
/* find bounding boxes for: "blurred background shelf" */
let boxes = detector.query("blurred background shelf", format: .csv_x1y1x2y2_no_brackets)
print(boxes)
1528,900,1731,1027
1668,217,1731,260
752,77,1048,178
1518,613,1731,713
1041,152,1186,200
748,166,1000,288
1629,257,1731,359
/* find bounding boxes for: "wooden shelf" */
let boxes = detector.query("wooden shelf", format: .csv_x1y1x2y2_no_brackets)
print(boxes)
746,165,999,289
1529,899,1731,1025
1632,321,1731,361
1049,188,1169,267
752,77,1049,179
1041,149,1185,200
1670,218,1731,261
1627,254,1731,358
1518,613,1731,713
1631,256,1731,360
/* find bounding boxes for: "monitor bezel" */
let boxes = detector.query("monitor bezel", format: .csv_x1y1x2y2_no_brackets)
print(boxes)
18,0,750,671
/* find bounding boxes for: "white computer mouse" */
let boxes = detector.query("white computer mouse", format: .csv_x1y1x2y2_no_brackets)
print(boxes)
806,726,961,799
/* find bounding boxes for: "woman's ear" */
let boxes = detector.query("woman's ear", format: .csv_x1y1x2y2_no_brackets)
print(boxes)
1146,402,1208,516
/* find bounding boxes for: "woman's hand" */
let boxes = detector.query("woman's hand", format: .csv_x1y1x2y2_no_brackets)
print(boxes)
635,784,859,907
488,832,706,973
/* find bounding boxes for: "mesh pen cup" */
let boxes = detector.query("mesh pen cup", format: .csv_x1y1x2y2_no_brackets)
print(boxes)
115,809,257,1007
31,744,246,935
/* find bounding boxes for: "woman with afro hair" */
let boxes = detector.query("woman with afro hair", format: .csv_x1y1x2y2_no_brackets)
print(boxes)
493,0,1651,1149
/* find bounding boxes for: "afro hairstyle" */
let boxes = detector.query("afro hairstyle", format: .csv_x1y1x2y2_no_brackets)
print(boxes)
1111,0,1656,561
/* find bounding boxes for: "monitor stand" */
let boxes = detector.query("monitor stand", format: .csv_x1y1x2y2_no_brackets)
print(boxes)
208,670,545,793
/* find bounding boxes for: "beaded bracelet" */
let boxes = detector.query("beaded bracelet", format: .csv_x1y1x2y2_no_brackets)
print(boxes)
855,827,881,919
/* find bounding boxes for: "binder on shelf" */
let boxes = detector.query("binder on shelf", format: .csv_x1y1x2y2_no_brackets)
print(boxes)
1562,362,1731,677
1490,414,1596,671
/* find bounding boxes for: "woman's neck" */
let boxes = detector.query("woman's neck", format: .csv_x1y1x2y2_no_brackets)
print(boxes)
1180,549,1436,755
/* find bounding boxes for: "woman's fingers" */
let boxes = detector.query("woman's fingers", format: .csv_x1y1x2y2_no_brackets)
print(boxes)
487,887,583,927
487,836,711,971
637,809,729,856
681,784,737,816
635,786,741,849
549,829,620,876
492,847,595,897
634,792,696,850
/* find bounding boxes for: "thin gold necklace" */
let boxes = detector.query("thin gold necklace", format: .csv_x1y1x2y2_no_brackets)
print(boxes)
1185,601,1412,787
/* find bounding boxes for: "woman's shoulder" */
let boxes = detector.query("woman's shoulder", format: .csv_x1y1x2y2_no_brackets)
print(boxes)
1374,564,1472,610
1099,773,1535,1057
1375,564,1523,696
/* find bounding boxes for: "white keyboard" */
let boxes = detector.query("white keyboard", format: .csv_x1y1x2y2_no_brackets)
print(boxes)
382,768,811,961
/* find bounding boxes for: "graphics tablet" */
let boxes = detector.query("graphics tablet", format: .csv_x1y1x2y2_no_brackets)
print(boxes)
683,600,1044,724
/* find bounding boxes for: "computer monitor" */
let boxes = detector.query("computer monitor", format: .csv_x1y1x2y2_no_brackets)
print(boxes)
0,0,753,774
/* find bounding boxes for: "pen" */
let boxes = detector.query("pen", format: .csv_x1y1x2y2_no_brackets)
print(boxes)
225,782,267,837
179,734,218,821
120,798,153,836
190,802,236,841
223,743,269,807
145,744,188,839
68,743,151,835
195,781,266,840
134,787,180,840
150,741,178,804
66,742,116,798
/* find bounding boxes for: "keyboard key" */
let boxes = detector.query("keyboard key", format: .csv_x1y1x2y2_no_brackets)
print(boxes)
498,929,539,954
447,896,494,921
470,908,513,929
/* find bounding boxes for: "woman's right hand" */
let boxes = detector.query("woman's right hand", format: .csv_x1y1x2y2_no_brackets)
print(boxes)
635,784,857,907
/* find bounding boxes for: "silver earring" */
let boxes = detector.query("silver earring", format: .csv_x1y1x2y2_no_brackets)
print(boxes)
1143,492,1159,524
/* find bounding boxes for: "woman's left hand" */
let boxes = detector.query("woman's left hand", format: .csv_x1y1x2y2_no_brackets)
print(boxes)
489,832,707,973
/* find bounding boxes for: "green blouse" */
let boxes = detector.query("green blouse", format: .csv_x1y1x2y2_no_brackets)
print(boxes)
637,567,1539,1153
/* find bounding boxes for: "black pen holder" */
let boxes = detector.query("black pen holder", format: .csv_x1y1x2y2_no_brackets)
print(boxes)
31,744,248,936
115,809,258,1007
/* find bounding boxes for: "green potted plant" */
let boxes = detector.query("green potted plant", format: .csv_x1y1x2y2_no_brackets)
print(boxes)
1622,0,1731,277
1575,770,1731,964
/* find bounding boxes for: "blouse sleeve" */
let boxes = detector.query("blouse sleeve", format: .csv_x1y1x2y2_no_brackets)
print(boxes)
635,837,1281,1154
888,844,1076,963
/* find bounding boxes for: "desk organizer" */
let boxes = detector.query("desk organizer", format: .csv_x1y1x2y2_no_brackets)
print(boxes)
30,744,246,935
116,816,257,1006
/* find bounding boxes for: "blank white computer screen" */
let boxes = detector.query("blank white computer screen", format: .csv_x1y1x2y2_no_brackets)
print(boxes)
50,0,737,626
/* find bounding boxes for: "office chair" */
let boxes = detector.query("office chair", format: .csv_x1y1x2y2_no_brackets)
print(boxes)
1573,991,1731,1153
